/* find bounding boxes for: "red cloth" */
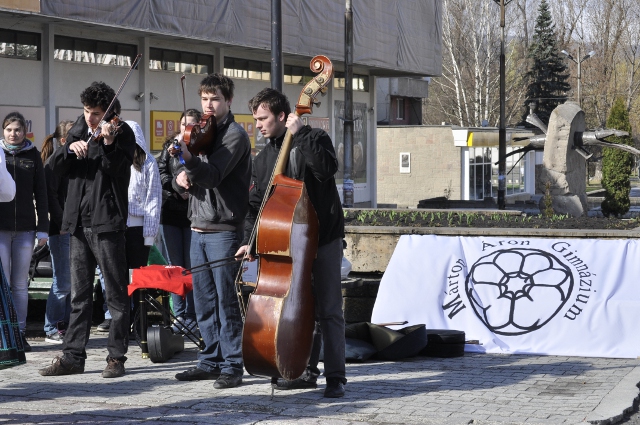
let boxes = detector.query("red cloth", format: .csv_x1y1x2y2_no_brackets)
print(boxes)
129,265,193,297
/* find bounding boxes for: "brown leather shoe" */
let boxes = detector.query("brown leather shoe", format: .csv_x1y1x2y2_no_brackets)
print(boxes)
102,357,125,378
39,356,84,376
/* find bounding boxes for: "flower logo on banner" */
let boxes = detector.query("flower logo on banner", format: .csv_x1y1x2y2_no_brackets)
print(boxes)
465,248,574,336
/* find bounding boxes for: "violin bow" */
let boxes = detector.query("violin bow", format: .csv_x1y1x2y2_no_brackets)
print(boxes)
87,53,142,144
174,74,188,164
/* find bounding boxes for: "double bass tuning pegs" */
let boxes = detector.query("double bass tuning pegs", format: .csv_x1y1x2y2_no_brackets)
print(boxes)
319,86,328,96
313,100,321,107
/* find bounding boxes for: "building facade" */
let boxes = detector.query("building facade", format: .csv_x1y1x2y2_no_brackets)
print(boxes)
0,0,442,207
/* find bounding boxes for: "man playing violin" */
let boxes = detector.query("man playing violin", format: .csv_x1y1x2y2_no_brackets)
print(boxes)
236,88,346,398
171,74,251,389
39,81,137,378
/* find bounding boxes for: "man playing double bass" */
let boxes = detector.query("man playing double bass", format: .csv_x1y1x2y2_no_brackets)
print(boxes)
236,88,346,398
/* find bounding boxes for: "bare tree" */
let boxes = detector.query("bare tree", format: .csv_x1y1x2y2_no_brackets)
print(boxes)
425,0,529,127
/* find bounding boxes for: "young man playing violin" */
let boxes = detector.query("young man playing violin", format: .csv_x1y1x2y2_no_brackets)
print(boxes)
236,87,347,398
171,74,251,389
39,81,137,378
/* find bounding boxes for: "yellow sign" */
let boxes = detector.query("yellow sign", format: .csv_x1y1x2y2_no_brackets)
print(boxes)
234,114,256,148
150,111,182,151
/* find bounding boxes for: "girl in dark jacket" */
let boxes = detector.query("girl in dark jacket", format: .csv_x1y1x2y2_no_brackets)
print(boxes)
0,112,49,352
41,120,74,344
157,109,200,333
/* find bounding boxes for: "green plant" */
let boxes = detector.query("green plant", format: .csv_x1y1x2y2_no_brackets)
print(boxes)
521,0,570,125
601,97,633,217
389,210,397,221
357,211,368,223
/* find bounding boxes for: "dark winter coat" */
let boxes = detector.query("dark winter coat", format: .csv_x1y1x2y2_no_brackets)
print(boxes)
175,112,252,231
50,115,136,234
242,125,344,248
0,140,49,233
44,150,69,236
157,141,190,228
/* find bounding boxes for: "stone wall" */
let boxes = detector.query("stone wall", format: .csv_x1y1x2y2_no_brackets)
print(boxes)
377,126,461,208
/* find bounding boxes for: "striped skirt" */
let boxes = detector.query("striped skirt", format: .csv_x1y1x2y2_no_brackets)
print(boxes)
0,259,26,369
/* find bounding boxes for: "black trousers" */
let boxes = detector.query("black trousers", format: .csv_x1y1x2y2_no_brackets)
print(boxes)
63,228,129,365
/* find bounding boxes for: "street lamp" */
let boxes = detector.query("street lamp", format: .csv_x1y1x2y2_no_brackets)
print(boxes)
561,47,596,107
492,0,514,210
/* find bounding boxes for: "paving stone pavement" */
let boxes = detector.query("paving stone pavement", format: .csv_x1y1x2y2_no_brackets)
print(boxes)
1,334,639,425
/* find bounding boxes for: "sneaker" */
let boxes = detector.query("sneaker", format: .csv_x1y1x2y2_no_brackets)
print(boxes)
175,366,220,381
324,378,345,398
273,377,318,390
213,373,242,389
21,333,32,352
102,357,125,378
39,356,84,376
44,332,64,344
97,319,111,332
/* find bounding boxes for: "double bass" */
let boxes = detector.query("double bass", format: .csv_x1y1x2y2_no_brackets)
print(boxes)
241,55,334,381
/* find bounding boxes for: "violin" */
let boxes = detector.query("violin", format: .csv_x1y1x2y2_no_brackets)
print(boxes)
91,115,123,142
171,75,217,163
76,53,141,160
183,113,217,157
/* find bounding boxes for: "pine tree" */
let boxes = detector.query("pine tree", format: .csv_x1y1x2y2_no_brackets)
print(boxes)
601,97,633,217
521,0,570,126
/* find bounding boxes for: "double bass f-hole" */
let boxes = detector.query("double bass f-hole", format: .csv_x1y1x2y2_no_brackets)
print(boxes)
239,55,334,382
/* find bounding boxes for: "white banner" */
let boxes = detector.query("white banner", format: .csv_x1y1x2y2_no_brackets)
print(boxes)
372,235,640,358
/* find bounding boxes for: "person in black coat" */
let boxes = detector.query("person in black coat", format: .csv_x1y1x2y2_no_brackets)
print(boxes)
39,81,136,379
0,111,49,353
236,88,346,398
157,109,200,333
41,120,74,344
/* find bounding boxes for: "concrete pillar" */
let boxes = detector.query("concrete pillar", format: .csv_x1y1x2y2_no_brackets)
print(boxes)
42,23,55,135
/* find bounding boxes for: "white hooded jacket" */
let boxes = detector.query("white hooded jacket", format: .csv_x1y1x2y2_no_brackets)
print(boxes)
125,121,162,246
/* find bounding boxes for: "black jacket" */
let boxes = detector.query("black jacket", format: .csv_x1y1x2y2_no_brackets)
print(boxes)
157,141,190,228
0,140,49,233
51,115,136,234
242,125,344,248
44,151,69,236
176,112,252,231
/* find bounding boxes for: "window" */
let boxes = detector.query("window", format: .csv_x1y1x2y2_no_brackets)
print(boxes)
224,57,270,81
333,72,369,92
54,36,136,67
468,146,526,200
0,29,40,60
149,47,212,74
396,98,405,120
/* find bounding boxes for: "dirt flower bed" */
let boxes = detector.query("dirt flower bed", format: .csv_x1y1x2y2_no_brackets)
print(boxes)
344,209,640,230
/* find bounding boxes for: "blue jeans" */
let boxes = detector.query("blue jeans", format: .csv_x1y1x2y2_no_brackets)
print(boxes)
190,230,243,376
0,230,35,332
62,228,129,365
44,233,71,335
97,266,111,320
161,225,194,319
